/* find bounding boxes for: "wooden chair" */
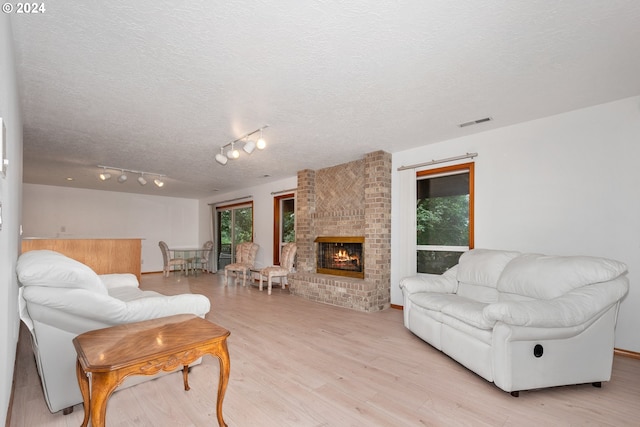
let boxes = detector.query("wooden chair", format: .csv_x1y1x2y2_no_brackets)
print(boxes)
258,242,297,295
158,241,187,277
224,242,259,286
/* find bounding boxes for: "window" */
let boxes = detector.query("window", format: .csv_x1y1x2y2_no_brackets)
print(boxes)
273,193,295,265
416,162,474,274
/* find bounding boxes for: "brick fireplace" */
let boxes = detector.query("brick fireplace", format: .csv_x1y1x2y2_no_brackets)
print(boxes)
288,150,391,312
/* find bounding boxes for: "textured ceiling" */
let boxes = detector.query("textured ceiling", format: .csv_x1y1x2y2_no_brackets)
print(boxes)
10,1,640,198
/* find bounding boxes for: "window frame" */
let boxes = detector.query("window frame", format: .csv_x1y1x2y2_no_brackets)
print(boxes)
272,193,295,265
416,162,474,272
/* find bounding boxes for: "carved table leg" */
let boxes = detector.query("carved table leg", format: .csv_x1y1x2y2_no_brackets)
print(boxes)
213,339,231,427
76,359,90,427
89,372,119,427
183,365,190,391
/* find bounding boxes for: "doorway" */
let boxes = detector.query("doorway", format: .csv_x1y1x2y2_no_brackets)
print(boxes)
273,193,295,265
216,202,254,269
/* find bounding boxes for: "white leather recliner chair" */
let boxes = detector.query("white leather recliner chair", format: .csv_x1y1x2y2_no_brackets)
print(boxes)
17,250,211,414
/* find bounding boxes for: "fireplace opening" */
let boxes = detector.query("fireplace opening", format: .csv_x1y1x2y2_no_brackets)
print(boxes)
315,236,364,279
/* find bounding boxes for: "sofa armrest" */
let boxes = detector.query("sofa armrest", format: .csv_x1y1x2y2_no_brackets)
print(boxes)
484,276,629,328
399,265,458,295
22,286,211,332
100,273,139,289
123,295,211,322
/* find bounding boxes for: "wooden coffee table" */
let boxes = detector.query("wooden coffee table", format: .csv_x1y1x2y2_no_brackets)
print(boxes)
72,314,230,427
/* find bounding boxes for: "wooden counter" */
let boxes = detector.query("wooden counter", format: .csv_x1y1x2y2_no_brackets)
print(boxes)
21,238,142,281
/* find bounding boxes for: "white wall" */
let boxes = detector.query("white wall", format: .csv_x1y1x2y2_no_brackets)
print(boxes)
199,176,298,270
21,175,298,276
391,95,640,352
0,14,23,426
22,184,199,273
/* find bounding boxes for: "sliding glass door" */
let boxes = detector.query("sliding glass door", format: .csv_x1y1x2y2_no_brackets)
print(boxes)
216,202,253,269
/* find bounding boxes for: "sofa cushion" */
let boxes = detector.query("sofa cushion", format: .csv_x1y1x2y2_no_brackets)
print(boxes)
17,250,107,295
440,315,494,345
441,299,495,330
409,293,495,330
457,249,520,288
108,286,162,302
409,293,460,312
497,254,628,300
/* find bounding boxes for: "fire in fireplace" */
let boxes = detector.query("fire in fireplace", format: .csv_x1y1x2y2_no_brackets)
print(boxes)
315,236,364,279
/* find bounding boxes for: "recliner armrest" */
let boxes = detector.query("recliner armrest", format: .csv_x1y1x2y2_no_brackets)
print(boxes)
484,276,629,328
100,273,140,289
22,286,211,330
124,294,211,322
399,265,458,295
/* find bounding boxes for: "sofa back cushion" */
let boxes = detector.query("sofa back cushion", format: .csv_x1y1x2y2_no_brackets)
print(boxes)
455,249,521,302
455,283,499,303
17,250,108,295
497,253,627,300
457,249,521,287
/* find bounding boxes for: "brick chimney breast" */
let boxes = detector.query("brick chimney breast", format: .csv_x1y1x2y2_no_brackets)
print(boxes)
289,151,391,312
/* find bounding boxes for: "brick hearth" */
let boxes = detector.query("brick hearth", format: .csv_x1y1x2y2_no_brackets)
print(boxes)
289,150,391,312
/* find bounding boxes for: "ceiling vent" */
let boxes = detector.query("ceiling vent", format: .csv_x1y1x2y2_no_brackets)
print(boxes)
458,117,492,128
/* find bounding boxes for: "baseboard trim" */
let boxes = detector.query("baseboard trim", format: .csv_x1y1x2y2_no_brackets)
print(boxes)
390,304,403,310
615,348,640,360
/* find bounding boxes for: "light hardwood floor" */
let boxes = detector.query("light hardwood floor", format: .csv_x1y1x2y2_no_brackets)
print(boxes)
9,272,640,426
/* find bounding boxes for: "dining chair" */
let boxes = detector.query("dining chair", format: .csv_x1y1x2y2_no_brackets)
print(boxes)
258,242,297,295
224,242,259,287
188,240,214,274
158,241,187,277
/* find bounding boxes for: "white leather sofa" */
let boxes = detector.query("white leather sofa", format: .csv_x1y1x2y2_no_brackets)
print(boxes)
17,250,211,414
400,249,629,395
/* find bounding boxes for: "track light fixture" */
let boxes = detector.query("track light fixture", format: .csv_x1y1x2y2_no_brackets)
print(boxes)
243,137,256,154
215,125,269,166
97,165,166,189
99,167,111,181
227,142,240,160
215,147,228,165
256,128,267,150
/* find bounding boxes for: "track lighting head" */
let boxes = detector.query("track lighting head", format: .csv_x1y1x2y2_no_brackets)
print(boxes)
137,174,147,185
243,139,256,154
215,125,269,166
215,148,228,165
118,171,128,183
153,178,164,187
227,142,240,159
256,129,266,150
99,168,111,181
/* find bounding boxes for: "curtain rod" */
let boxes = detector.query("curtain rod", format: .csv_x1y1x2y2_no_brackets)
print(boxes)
397,152,478,171
270,188,297,196
208,195,252,206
